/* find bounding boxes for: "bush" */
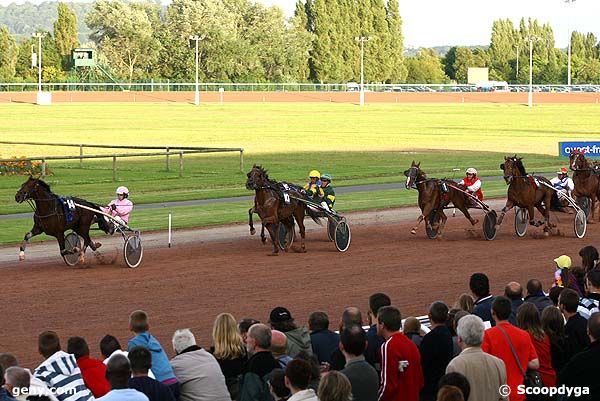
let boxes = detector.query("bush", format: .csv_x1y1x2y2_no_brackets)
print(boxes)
0,156,51,176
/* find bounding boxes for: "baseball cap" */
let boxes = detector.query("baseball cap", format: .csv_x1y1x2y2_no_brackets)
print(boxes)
554,255,572,269
269,307,293,323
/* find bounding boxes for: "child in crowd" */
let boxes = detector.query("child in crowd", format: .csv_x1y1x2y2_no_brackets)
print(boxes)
127,310,180,399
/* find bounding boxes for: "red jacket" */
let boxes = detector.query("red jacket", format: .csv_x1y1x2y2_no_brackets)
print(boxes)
378,332,424,401
76,355,110,397
461,176,483,200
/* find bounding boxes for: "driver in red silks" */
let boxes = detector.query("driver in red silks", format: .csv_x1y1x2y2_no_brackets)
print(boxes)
458,167,484,201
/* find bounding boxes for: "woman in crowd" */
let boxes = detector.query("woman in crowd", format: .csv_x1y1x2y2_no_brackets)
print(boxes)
579,245,600,273
453,294,474,314
517,303,556,387
210,313,248,400
317,371,352,401
541,306,568,374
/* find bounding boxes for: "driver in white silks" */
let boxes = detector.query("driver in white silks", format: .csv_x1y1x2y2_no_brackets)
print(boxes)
102,186,134,232
550,167,575,213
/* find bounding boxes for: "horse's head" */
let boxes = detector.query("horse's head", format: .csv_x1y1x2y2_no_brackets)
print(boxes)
246,165,269,190
569,149,587,171
404,161,423,189
15,176,42,203
500,155,525,184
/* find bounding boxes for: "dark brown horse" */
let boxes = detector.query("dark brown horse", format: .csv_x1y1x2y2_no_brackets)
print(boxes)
496,156,554,234
15,176,111,263
570,150,600,222
404,161,478,237
246,165,321,255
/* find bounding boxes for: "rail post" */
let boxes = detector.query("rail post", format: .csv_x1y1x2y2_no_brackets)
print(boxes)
41,157,46,177
179,151,183,177
239,149,244,172
112,155,117,182
166,147,170,172
79,144,83,168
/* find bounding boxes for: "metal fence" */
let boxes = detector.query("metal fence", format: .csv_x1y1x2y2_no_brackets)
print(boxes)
0,141,244,181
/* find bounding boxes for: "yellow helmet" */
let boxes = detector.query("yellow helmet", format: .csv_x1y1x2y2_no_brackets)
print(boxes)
309,170,321,179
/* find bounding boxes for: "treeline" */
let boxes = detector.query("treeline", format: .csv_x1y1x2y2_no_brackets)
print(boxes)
0,0,599,84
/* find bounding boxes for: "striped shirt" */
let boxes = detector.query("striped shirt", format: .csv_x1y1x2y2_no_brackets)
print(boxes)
577,293,600,320
35,351,95,401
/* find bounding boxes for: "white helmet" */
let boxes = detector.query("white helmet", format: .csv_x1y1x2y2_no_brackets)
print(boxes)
116,186,129,195
466,167,477,175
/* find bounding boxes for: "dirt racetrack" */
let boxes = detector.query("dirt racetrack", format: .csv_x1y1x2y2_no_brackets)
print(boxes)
1,206,598,369
2,90,600,104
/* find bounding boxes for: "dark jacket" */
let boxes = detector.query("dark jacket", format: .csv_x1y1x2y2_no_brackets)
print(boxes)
239,351,279,401
524,292,554,313
310,329,339,364
565,313,590,357
508,298,524,326
557,341,600,401
129,376,176,401
473,295,496,327
340,356,379,401
365,324,385,371
419,325,454,401
404,332,423,349
0,388,14,401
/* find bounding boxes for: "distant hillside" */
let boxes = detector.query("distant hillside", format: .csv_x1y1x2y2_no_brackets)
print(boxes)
405,45,488,57
0,1,93,43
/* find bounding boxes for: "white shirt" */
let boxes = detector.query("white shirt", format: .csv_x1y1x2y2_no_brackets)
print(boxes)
103,350,155,379
288,389,319,401
550,176,574,193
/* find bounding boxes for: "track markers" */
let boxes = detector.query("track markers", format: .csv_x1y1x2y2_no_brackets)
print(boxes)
168,213,172,248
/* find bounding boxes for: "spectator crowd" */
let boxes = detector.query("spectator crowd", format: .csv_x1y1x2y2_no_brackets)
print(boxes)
2,245,600,401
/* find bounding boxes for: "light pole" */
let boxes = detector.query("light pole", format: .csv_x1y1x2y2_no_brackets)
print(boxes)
189,35,205,106
526,36,540,108
565,0,576,86
32,32,47,93
355,36,371,107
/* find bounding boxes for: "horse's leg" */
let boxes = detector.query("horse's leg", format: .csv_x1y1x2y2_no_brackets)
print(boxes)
455,200,478,226
294,209,307,253
260,224,266,244
265,223,279,256
248,207,256,235
437,211,448,238
412,204,434,234
19,224,43,261
495,200,514,227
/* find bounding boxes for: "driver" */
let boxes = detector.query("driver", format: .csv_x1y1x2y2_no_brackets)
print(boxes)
320,173,336,211
304,170,324,199
551,167,574,197
103,186,134,229
458,167,483,201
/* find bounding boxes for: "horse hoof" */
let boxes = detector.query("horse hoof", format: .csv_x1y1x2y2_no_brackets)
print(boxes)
19,251,25,261
250,228,256,235
410,229,417,235
94,242,102,249
471,219,479,226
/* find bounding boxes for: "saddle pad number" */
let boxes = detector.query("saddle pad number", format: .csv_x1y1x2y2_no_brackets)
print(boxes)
66,199,76,210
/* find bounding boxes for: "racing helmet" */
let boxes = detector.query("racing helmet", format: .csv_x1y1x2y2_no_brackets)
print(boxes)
116,186,129,195
321,173,332,182
466,167,477,175
557,167,568,175
309,170,321,179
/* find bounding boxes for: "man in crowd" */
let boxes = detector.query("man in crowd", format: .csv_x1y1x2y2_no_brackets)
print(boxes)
482,297,539,401
377,306,423,401
67,336,110,398
446,315,507,401
271,330,292,368
557,312,600,401
523,279,553,313
560,289,590,356
0,353,57,401
308,311,339,365
284,359,318,401
366,293,391,371
578,270,600,319
339,324,378,401
419,302,454,401
170,328,231,401
34,331,94,401
128,346,175,401
239,324,280,401
504,282,524,326
470,273,495,326
97,354,148,401
330,307,363,371
269,307,312,357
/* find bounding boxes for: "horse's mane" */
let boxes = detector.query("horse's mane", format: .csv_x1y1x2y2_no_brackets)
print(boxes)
35,179,58,197
513,158,527,175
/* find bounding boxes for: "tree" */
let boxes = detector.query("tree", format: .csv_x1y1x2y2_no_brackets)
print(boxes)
0,25,17,80
405,48,448,83
385,0,406,82
54,2,78,70
453,47,474,83
86,0,162,81
489,19,518,81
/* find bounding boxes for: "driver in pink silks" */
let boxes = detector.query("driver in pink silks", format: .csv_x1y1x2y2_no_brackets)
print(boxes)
103,186,133,230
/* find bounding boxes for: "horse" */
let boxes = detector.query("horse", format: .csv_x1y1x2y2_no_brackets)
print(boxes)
15,176,111,263
570,150,600,222
496,156,554,234
404,161,479,237
246,165,321,255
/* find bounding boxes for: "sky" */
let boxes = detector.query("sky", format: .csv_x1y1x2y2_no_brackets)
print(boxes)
1,0,598,48
258,0,599,48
